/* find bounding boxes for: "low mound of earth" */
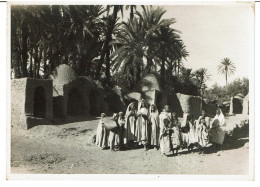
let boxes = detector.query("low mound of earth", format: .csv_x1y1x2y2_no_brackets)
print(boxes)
10,114,250,175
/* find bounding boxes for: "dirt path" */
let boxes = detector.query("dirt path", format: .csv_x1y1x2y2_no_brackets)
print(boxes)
10,116,249,175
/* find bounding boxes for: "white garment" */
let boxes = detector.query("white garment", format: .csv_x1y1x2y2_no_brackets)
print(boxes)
212,109,226,127
149,105,159,146
159,112,172,128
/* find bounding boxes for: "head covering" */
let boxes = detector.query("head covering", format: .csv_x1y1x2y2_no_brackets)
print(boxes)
149,104,159,122
125,102,135,117
213,108,226,126
138,99,148,111
111,113,118,120
101,113,106,118
182,113,194,127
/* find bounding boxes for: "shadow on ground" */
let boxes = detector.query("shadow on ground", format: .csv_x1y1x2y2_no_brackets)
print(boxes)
51,115,99,125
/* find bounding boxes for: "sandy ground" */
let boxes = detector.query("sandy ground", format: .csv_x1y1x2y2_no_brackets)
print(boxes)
10,115,249,175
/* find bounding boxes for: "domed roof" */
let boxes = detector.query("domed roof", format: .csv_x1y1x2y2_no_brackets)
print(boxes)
136,74,161,92
49,64,78,85
234,93,245,100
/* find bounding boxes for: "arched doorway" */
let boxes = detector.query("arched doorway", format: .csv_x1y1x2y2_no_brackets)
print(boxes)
89,90,100,115
67,88,84,116
33,86,46,118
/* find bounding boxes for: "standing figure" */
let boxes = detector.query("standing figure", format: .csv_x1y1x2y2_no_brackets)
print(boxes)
171,112,182,156
96,113,109,149
159,105,173,129
159,118,172,157
180,113,190,149
196,110,211,129
208,108,226,152
196,118,209,154
149,104,159,150
187,114,197,152
124,102,137,148
118,111,125,147
135,99,149,150
108,113,121,151
212,108,226,127
181,114,197,152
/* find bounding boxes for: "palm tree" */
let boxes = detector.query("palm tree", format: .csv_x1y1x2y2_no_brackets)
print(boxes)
11,5,106,79
125,5,136,20
218,58,236,85
193,68,211,89
110,18,145,88
94,5,124,85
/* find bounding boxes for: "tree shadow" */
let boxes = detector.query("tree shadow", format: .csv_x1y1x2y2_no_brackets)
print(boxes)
51,115,99,125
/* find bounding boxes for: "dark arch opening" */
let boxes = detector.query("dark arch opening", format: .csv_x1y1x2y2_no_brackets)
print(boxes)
67,88,84,116
33,86,46,118
89,90,100,115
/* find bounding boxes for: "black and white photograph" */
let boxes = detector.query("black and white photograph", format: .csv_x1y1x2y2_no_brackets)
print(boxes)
6,1,254,179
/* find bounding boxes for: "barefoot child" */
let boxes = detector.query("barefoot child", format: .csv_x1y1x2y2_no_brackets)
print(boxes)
171,112,182,156
108,113,121,151
96,113,109,149
187,115,197,153
159,118,172,157
118,111,125,147
196,118,209,154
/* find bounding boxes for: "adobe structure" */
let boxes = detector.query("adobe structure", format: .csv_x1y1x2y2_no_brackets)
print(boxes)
11,78,53,129
242,94,249,115
11,64,106,129
50,64,105,118
229,93,244,115
127,74,215,119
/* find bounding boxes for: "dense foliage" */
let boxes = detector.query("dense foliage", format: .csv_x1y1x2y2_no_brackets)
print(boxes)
204,77,249,104
11,5,242,96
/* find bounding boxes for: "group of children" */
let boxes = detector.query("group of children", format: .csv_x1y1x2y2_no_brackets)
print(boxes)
96,99,226,157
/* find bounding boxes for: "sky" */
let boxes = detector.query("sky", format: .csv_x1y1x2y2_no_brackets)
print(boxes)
123,4,254,87
160,4,254,87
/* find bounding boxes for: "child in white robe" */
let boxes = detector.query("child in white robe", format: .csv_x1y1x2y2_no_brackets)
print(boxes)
208,108,226,152
149,104,159,150
124,102,137,148
118,111,125,147
135,99,149,150
196,118,209,154
171,112,182,156
96,113,109,149
160,118,172,157
108,113,121,151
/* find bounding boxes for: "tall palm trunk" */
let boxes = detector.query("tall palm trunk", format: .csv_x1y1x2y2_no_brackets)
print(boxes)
130,6,134,20
105,35,112,84
174,60,177,75
43,49,48,78
36,49,42,78
105,6,119,85
226,70,228,85
177,60,180,76
95,42,107,80
33,47,38,78
21,21,28,77
160,59,165,89
29,48,33,77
